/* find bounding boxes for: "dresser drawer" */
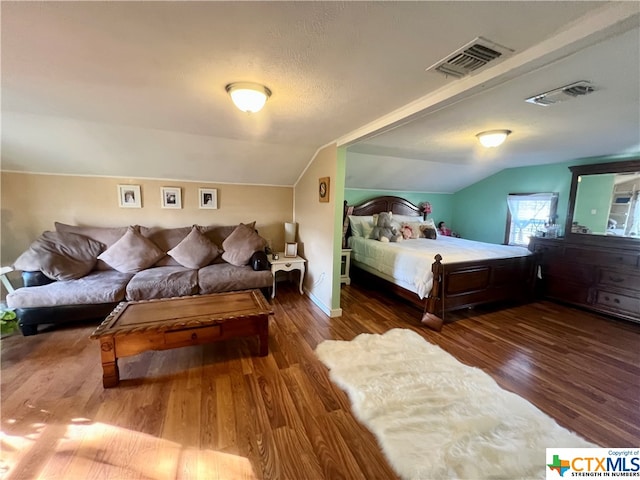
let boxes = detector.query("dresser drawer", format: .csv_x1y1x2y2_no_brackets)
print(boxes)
565,247,639,268
595,290,640,316
598,269,640,291
544,262,594,283
545,277,591,305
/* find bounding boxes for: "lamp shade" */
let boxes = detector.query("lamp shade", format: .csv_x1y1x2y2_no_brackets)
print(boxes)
476,129,511,148
284,222,297,243
226,82,272,113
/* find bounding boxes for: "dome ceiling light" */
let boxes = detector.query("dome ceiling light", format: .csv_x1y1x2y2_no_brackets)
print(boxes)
225,82,272,113
476,129,512,148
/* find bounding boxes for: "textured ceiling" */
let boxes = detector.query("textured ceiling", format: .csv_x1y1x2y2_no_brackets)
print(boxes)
1,1,638,191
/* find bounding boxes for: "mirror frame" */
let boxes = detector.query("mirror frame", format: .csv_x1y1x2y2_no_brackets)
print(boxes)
565,158,640,248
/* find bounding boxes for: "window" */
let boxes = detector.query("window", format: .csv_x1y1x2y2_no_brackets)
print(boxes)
505,192,558,246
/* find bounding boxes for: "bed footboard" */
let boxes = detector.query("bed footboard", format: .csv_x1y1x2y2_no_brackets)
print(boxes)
423,254,536,326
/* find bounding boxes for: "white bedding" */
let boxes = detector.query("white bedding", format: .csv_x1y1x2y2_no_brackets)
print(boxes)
349,236,532,299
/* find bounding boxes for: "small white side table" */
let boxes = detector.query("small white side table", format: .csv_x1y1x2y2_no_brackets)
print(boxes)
340,249,351,285
269,254,306,299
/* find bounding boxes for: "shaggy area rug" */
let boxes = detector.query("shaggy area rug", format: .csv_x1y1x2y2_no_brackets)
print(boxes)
315,328,597,480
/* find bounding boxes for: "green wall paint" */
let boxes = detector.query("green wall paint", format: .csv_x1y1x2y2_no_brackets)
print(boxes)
452,163,572,244
333,147,347,310
345,189,454,226
453,154,638,244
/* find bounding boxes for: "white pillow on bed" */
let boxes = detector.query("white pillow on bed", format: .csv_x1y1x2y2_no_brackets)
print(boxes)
348,216,375,238
393,214,424,223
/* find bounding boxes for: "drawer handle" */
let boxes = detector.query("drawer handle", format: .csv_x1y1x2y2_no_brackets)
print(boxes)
191,333,198,340
608,276,625,283
285,263,291,267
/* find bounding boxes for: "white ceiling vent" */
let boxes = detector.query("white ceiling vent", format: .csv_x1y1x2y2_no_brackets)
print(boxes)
426,37,514,79
525,81,596,107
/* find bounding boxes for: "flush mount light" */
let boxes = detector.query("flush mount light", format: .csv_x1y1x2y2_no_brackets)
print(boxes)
225,82,272,113
476,129,512,148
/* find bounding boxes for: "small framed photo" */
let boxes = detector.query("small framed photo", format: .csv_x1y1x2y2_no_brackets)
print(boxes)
199,188,218,209
161,187,182,209
319,177,330,203
284,242,298,258
118,185,141,208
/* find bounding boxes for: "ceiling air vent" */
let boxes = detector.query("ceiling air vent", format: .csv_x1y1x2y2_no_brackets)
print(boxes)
525,81,596,107
426,37,514,79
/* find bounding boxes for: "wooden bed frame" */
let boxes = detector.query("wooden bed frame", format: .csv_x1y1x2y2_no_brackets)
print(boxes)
344,196,536,331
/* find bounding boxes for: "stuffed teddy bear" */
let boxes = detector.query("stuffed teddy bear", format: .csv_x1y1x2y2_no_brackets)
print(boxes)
370,212,402,242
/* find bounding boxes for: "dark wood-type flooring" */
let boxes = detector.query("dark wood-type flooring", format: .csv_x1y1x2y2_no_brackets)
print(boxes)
1,281,639,479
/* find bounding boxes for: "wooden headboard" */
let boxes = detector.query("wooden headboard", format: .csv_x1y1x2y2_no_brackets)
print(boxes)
348,195,423,217
343,196,424,244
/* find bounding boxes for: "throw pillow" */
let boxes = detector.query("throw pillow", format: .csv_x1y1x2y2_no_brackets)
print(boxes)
419,225,438,239
221,223,267,266
168,226,221,269
97,226,164,273
13,231,105,281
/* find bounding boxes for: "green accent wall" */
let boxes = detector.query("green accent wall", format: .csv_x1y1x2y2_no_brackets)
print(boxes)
453,154,638,244
345,189,454,226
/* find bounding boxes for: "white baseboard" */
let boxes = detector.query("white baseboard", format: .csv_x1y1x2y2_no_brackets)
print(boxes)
305,288,342,317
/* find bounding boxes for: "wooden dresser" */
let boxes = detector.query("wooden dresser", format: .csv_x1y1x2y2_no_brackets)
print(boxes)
529,237,640,323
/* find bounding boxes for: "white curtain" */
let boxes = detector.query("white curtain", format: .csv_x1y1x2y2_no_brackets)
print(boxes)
507,193,558,245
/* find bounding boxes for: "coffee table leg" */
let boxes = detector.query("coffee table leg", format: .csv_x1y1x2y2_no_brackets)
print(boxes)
258,317,269,356
99,337,120,388
102,361,120,388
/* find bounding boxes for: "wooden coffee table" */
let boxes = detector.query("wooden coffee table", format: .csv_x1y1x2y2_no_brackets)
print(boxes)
90,290,273,387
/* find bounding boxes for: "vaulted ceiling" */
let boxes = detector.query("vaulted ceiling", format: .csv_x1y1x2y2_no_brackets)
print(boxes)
2,2,639,192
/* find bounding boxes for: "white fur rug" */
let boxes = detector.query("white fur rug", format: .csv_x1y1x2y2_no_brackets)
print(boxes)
315,328,597,480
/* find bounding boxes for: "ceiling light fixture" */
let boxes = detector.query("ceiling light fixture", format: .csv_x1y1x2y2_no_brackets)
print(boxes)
476,129,511,148
225,82,272,113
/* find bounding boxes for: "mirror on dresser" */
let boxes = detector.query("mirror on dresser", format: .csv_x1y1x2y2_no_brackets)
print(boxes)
565,159,640,249
529,158,640,323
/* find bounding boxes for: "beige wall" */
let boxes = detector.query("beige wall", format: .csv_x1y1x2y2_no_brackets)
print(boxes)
1,172,293,290
294,143,342,316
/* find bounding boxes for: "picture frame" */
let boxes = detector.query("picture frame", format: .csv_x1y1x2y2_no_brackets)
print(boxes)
118,185,142,208
319,177,330,203
199,188,218,209
161,187,182,209
284,242,298,258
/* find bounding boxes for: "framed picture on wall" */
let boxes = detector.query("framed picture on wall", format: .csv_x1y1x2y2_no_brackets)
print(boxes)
319,177,330,203
199,188,218,209
161,187,182,209
118,185,142,208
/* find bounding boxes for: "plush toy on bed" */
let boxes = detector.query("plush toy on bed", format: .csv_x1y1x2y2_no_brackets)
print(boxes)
399,223,414,240
370,212,402,242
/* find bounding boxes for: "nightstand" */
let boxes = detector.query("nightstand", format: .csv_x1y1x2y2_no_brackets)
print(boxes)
269,254,306,299
340,249,351,285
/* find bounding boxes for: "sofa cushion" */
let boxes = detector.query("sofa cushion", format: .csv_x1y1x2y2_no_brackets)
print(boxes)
98,226,165,273
221,223,267,266
200,221,255,249
6,270,133,308
13,231,105,281
147,226,191,267
198,263,272,294
55,222,153,270
126,266,198,301
167,226,221,269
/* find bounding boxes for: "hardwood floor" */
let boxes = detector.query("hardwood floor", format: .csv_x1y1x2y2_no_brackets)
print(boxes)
1,282,639,479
